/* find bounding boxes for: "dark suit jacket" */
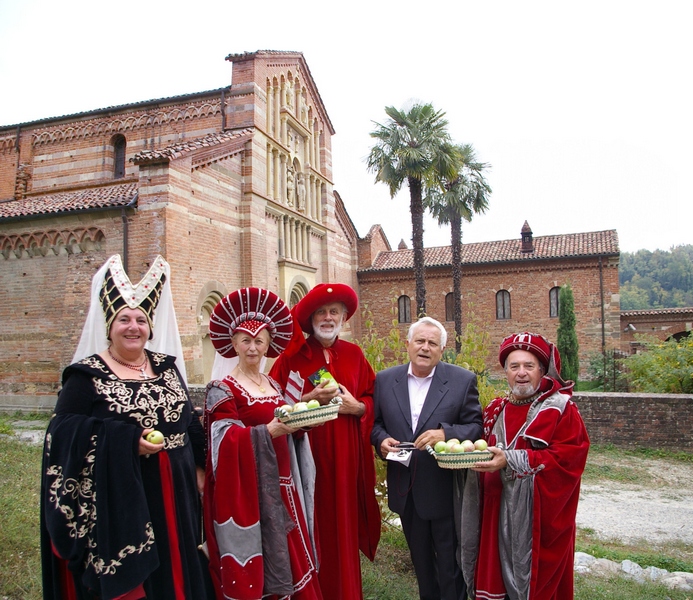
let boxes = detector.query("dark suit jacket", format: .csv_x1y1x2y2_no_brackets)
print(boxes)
371,360,482,520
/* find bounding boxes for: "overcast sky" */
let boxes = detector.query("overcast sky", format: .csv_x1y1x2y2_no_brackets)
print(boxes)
1,0,690,254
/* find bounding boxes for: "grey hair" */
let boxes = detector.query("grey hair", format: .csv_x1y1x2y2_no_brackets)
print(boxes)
407,317,447,347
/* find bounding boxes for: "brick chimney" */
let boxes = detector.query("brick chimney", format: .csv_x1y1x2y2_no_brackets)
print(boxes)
521,221,534,253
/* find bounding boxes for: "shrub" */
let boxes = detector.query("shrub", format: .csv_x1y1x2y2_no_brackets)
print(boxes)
357,300,407,374
442,311,503,409
587,350,629,392
626,335,693,393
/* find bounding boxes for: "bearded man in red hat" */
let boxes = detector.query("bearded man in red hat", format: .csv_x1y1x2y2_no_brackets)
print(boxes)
460,332,589,600
269,283,380,600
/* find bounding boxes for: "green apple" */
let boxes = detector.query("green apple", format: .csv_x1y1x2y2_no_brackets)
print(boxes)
318,371,338,389
307,399,321,409
146,430,164,444
474,439,488,451
293,401,308,412
434,441,447,453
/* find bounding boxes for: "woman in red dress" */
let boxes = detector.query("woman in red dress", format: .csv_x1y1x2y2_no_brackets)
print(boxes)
203,288,322,600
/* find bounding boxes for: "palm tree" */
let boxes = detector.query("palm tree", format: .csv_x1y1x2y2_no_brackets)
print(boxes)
426,144,491,352
367,104,458,317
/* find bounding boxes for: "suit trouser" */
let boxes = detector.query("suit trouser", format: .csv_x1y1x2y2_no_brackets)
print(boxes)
400,493,466,600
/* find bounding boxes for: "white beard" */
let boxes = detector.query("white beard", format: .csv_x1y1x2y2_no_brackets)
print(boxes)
313,320,342,344
511,382,540,399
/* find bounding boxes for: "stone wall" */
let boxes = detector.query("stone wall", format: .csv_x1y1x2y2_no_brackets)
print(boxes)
189,387,692,451
4,388,692,452
572,391,693,450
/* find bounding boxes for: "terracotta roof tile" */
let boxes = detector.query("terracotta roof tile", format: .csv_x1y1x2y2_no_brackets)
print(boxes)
0,183,137,220
361,229,619,272
132,129,251,165
621,307,693,317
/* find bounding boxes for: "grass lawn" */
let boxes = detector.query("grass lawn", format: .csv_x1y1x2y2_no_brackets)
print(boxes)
2,414,693,599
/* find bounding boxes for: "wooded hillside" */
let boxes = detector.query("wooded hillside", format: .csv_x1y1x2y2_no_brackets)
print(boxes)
620,245,693,309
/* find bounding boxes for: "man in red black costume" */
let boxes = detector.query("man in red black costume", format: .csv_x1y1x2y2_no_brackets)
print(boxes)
270,283,380,600
461,332,589,600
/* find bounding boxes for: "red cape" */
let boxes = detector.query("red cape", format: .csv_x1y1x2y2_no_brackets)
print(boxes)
474,377,589,600
270,335,381,599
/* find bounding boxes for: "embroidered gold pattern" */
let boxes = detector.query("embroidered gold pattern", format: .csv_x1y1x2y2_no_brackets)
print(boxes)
46,434,98,541
93,369,187,430
86,522,156,575
165,432,187,450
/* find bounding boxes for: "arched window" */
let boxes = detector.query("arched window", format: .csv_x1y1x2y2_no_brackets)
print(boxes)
496,290,511,320
289,283,307,308
398,295,412,324
113,135,126,179
445,292,454,322
549,286,561,318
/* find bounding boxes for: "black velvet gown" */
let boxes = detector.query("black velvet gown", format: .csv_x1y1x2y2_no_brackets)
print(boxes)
41,350,209,600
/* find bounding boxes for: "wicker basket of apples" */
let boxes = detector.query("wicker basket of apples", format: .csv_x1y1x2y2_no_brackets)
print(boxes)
275,397,342,427
426,439,493,469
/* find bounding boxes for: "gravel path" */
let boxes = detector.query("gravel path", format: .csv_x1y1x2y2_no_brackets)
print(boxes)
576,457,693,545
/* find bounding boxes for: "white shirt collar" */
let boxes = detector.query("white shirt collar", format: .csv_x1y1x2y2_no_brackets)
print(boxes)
407,363,437,380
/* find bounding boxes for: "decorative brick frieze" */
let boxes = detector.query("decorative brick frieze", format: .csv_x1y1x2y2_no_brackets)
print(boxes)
1,136,16,154
31,99,222,147
0,227,105,259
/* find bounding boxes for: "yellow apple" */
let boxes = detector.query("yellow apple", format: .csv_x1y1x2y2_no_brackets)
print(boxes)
146,430,164,444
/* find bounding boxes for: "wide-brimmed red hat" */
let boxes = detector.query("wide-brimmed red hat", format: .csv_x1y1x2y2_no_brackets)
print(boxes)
499,331,559,373
294,283,358,334
209,288,293,358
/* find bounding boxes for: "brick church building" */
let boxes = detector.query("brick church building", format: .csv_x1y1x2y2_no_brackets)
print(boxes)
357,221,621,376
1,49,622,410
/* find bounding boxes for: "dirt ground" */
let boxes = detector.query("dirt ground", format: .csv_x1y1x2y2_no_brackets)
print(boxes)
576,454,693,545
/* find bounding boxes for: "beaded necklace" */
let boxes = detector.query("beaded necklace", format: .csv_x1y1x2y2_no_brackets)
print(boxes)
507,391,540,406
108,348,148,379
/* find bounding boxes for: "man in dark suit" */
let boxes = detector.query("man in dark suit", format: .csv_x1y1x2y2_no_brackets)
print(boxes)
371,316,482,600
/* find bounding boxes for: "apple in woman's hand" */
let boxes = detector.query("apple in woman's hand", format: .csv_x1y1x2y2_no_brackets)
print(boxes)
146,430,164,444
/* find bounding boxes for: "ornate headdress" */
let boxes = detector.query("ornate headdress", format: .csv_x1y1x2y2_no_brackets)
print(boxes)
209,288,293,359
99,255,166,339
293,283,358,334
498,331,562,379
72,255,187,382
